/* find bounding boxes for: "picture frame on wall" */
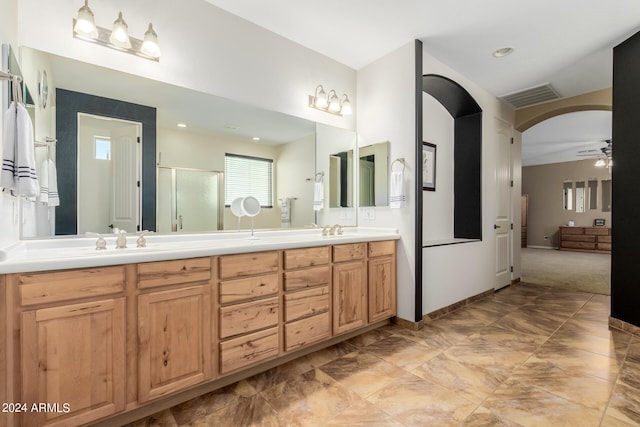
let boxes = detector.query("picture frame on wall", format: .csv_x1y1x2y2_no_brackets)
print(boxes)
422,142,436,191
594,218,606,227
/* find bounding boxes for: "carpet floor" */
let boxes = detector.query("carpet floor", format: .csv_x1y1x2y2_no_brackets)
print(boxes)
521,247,611,295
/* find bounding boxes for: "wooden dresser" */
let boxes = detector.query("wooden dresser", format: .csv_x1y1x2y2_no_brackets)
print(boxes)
559,226,611,253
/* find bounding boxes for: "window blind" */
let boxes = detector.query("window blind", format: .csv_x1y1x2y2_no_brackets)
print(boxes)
224,154,273,207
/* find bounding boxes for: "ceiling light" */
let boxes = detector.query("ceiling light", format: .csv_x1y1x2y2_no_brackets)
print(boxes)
492,47,514,58
109,12,131,49
595,158,606,167
252,137,260,141
141,23,161,59
177,123,187,128
73,0,98,38
72,2,161,62
309,84,352,116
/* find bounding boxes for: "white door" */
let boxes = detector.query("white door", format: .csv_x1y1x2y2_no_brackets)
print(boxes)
495,118,512,289
110,124,140,233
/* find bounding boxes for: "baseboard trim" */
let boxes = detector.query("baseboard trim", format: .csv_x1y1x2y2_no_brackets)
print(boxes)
393,316,423,331
526,245,558,250
609,317,640,337
422,289,496,322
511,277,521,285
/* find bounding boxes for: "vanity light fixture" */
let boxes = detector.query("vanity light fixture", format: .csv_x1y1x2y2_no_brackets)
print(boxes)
309,84,352,116
594,158,606,167
73,0,161,61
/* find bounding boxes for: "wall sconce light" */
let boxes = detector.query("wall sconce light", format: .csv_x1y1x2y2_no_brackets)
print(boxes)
73,0,161,61
309,84,352,116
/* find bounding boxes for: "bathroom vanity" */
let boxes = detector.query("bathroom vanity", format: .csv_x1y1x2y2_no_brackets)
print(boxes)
0,229,398,426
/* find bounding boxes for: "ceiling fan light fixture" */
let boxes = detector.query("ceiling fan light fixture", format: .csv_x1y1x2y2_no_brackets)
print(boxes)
595,158,606,167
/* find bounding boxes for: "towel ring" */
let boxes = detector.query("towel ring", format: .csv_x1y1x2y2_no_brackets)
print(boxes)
391,158,406,172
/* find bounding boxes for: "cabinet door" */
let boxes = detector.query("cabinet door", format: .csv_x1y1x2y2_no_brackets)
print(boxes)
369,256,396,322
21,298,126,427
138,285,212,402
333,261,367,335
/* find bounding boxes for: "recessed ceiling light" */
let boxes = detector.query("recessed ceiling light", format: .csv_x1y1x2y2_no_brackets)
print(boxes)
177,123,187,128
492,47,514,58
252,137,260,141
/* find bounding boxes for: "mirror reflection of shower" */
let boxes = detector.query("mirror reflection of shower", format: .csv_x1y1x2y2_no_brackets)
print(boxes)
157,167,224,233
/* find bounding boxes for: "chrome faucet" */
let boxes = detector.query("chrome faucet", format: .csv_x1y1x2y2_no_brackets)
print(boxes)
86,232,107,250
333,224,343,235
322,224,343,236
115,230,127,249
136,230,154,248
322,225,332,236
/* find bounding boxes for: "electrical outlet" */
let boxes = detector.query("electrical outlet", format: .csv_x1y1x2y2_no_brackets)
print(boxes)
361,208,375,220
543,235,548,240
339,210,352,220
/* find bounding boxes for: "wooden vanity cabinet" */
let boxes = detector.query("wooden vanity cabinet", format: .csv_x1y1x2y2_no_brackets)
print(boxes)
332,243,368,335
283,247,331,351
217,251,281,374
12,267,128,427
368,241,397,322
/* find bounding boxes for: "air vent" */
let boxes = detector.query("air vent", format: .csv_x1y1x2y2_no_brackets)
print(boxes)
499,83,561,109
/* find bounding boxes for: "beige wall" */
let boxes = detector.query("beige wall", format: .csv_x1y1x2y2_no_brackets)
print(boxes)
522,159,612,248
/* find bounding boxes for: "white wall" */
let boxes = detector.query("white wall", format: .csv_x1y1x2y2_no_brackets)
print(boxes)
357,41,417,321
423,93,454,241
421,49,516,315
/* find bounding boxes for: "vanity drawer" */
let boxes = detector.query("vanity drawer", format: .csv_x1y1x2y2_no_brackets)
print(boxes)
138,257,211,289
219,251,279,280
284,246,330,269
17,266,125,306
219,274,279,304
333,243,366,262
284,285,329,322
285,312,330,352
368,240,396,258
219,297,279,339
283,266,330,291
220,327,279,374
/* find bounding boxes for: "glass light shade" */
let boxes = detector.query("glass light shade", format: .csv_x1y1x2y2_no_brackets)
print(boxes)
74,0,98,38
314,85,328,108
340,94,352,115
328,90,340,113
141,23,161,58
109,12,132,49
595,159,606,167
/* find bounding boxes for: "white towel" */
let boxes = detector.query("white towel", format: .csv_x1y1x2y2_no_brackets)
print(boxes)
39,159,60,207
313,182,324,211
1,102,39,197
280,197,291,228
389,170,405,209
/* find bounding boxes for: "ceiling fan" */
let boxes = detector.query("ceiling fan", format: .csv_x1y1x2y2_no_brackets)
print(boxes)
576,139,612,167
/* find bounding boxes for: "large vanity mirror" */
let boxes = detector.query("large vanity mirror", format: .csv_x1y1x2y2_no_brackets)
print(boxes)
12,46,358,238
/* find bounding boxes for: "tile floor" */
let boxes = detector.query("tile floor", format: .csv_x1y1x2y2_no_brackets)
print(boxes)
130,284,640,426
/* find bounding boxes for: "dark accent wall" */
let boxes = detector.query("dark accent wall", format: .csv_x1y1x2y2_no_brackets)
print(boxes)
414,40,424,322
56,89,157,235
422,74,483,241
611,30,640,326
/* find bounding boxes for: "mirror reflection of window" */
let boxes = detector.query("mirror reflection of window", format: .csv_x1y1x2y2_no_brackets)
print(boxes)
94,137,111,160
563,181,573,210
602,179,612,212
588,179,598,210
575,181,586,213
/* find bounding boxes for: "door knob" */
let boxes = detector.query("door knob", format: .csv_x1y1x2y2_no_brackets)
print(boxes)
494,224,501,229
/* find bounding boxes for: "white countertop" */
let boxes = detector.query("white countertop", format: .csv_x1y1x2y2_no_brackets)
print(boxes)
0,227,400,274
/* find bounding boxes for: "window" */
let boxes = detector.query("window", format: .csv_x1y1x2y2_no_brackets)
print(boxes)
95,137,111,160
224,154,273,207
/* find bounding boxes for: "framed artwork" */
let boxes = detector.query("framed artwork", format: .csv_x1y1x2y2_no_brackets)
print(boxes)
594,218,606,227
422,142,436,191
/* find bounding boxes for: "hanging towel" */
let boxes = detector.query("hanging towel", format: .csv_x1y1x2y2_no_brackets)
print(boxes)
1,102,39,197
280,197,291,228
389,170,405,209
313,182,324,211
39,159,60,207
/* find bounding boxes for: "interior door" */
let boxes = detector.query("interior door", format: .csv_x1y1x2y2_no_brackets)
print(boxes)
110,124,140,233
495,118,512,289
359,159,375,206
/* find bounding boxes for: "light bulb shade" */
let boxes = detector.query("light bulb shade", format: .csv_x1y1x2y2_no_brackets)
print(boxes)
141,23,161,58
340,94,352,115
314,85,328,108
74,0,98,38
109,12,132,49
595,159,606,167
328,90,340,113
